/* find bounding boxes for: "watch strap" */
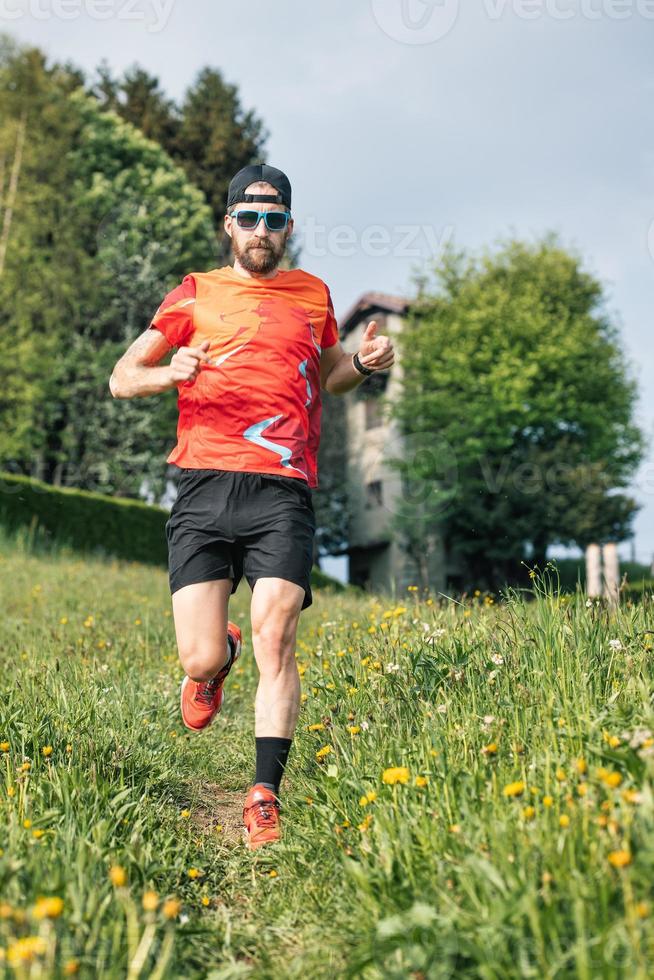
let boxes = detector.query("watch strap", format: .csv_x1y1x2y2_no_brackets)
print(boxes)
353,351,375,376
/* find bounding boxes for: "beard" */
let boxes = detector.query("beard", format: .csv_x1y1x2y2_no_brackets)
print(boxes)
232,231,288,275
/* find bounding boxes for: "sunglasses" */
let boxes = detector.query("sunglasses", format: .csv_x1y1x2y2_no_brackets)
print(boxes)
229,209,291,232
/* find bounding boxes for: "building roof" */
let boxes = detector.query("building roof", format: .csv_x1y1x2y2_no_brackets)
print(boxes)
339,291,410,338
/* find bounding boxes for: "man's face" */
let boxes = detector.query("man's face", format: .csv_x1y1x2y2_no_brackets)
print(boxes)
224,182,294,275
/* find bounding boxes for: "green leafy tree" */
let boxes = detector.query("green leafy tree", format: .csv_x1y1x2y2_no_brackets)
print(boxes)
391,236,646,591
0,38,217,500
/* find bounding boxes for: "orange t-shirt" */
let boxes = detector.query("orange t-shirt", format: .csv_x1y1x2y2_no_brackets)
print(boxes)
149,265,340,489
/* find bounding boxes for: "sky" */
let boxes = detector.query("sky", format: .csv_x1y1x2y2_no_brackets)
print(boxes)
3,0,654,576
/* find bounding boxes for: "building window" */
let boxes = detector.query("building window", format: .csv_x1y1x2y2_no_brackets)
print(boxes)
365,480,383,508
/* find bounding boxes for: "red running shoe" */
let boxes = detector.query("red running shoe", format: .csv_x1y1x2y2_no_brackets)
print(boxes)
180,621,242,732
243,784,282,850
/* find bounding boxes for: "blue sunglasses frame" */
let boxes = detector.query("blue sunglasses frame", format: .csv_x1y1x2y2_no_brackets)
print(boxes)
229,208,291,232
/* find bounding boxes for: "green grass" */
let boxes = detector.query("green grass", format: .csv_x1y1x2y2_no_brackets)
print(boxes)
1,525,654,978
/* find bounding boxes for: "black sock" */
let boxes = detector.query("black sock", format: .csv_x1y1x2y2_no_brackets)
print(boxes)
254,737,292,796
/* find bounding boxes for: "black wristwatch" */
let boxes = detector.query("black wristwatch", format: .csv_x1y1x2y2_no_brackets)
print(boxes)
352,351,375,376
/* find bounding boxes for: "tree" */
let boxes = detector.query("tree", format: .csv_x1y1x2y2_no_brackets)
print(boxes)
390,235,646,592
89,63,267,239
0,38,217,500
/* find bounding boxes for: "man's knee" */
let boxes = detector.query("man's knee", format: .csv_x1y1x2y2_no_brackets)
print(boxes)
180,641,229,681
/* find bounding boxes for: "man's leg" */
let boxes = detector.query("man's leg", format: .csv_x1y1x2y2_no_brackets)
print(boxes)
171,578,234,680
241,576,304,848
172,578,242,732
250,576,305,736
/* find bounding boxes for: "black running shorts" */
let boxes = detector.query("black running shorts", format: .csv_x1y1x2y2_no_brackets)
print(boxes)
165,468,317,610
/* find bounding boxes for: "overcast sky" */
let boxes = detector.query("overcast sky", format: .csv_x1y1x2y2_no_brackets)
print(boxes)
4,0,654,568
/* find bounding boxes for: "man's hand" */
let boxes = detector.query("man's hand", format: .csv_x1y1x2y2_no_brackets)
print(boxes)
357,321,395,372
169,339,212,385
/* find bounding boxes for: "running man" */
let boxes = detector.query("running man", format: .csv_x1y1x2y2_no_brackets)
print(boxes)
109,164,395,849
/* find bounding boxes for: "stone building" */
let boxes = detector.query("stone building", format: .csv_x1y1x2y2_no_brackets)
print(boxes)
337,292,460,600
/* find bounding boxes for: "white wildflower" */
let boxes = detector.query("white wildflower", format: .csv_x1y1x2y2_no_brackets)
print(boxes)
491,654,504,666
608,639,623,651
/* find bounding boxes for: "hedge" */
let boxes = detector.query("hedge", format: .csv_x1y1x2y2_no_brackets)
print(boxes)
0,472,168,565
0,471,348,593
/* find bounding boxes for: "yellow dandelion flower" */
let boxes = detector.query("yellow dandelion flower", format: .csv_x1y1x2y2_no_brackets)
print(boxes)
109,865,126,887
181,809,191,819
602,771,622,789
23,819,32,829
0,742,9,752
142,891,158,911
414,775,428,787
358,813,373,831
559,815,570,828
555,768,566,781
187,868,202,879
305,797,313,805
6,936,47,965
577,783,589,797
307,723,325,731
268,869,278,877
201,895,211,906
315,745,332,760
575,758,587,774
7,786,15,798
482,743,498,756
543,795,554,808
42,746,53,757
63,960,79,975
382,766,410,785
32,829,44,839
348,686,358,695
502,781,526,798
608,850,632,868
162,898,181,920
636,901,649,919
523,806,536,820
32,896,63,919
347,725,361,735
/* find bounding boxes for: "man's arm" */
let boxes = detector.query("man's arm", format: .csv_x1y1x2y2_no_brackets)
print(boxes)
321,319,395,395
321,340,368,395
109,326,177,399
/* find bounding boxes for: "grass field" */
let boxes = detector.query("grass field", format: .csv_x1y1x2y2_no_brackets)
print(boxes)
1,525,654,979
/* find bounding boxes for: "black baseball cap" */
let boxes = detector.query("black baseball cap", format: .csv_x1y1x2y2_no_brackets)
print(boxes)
227,164,292,211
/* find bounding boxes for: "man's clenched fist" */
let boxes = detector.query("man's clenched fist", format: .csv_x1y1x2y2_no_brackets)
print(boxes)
169,340,212,385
